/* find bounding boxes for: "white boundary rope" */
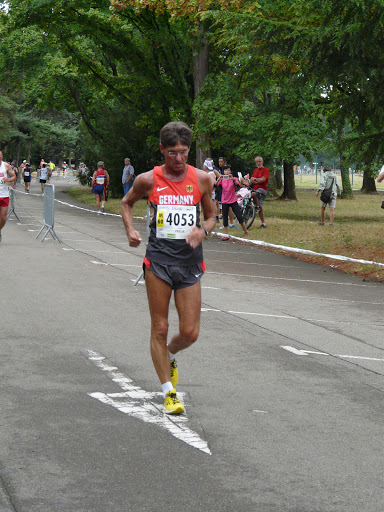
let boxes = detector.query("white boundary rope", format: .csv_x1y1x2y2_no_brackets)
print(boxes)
13,189,383,267
213,232,384,268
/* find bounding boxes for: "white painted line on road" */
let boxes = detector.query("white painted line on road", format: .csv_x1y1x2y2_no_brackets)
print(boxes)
206,257,301,268
110,264,141,268
62,248,74,251
281,346,329,356
87,250,126,254
202,308,383,328
86,350,211,455
90,261,141,269
207,271,372,287
202,286,383,306
281,345,384,362
213,231,384,268
228,311,296,319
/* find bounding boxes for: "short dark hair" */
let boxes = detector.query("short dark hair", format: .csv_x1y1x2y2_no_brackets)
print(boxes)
219,156,227,162
223,164,231,170
160,122,193,148
323,166,331,172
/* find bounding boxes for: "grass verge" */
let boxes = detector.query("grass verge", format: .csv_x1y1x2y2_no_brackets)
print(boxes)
67,186,384,282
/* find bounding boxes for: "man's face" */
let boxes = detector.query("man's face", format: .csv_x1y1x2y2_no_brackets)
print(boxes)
160,142,189,174
255,158,263,168
218,158,225,168
125,159,130,165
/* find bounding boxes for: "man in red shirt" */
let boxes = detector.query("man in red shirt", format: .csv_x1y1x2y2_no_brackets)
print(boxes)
250,156,269,228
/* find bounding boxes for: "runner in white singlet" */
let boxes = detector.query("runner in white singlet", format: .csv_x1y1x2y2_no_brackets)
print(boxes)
0,151,17,242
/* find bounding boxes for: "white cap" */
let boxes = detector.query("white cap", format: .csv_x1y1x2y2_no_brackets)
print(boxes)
203,159,213,170
23,160,27,163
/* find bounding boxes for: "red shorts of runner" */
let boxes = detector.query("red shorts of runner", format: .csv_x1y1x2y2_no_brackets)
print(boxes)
0,197,9,207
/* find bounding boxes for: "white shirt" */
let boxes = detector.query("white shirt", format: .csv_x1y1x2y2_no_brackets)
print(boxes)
0,161,9,198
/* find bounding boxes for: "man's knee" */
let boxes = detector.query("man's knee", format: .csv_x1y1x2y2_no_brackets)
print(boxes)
151,318,169,340
180,325,199,346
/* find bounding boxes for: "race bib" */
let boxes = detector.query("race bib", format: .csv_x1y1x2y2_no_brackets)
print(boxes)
156,205,196,239
24,171,30,177
96,177,105,185
0,177,6,189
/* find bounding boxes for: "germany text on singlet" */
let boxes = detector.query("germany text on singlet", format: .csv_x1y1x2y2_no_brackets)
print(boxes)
146,165,203,266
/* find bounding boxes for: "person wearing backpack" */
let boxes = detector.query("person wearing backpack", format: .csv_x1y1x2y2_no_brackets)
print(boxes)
316,166,341,227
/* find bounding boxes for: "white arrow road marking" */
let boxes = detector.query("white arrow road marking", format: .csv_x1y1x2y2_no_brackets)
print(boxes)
281,346,384,361
86,350,211,455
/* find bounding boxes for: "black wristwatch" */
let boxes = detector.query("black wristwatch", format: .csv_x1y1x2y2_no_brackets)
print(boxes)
202,227,209,237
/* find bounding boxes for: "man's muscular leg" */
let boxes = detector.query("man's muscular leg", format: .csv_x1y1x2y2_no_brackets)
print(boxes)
0,206,8,231
168,281,201,355
145,269,173,384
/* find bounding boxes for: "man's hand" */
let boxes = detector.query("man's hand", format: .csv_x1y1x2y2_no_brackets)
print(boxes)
127,229,142,247
186,227,205,249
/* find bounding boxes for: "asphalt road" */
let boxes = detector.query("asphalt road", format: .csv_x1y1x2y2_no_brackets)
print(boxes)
1,180,383,512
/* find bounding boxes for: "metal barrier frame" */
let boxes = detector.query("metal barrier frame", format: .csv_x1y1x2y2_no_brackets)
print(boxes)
35,184,61,243
6,188,21,222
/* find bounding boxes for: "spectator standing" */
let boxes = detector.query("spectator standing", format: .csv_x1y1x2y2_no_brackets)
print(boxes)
215,157,226,223
92,161,109,214
218,164,248,241
316,167,341,227
250,156,269,228
11,161,18,189
203,159,220,203
122,158,135,196
377,166,384,183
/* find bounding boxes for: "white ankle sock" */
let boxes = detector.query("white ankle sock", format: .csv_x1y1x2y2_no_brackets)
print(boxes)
168,350,176,361
162,381,173,397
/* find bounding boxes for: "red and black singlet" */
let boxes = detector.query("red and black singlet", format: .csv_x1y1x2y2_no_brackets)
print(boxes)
145,165,203,266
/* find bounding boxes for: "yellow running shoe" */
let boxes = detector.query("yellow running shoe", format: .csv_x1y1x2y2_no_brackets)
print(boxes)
170,359,178,388
164,389,184,415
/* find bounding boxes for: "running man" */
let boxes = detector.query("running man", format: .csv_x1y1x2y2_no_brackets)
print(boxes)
22,162,32,192
121,121,215,414
91,161,109,215
0,151,17,242
39,162,49,193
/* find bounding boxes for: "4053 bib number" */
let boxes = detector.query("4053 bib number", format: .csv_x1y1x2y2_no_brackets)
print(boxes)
156,205,196,239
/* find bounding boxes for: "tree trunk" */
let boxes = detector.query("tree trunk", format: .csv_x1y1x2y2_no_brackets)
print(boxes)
26,140,31,163
267,161,278,197
279,160,297,200
15,138,21,165
339,157,352,198
337,124,352,198
193,27,209,169
361,168,377,193
275,160,283,189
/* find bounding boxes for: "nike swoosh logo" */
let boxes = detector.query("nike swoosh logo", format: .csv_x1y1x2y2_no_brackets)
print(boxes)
157,186,169,192
194,273,202,278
